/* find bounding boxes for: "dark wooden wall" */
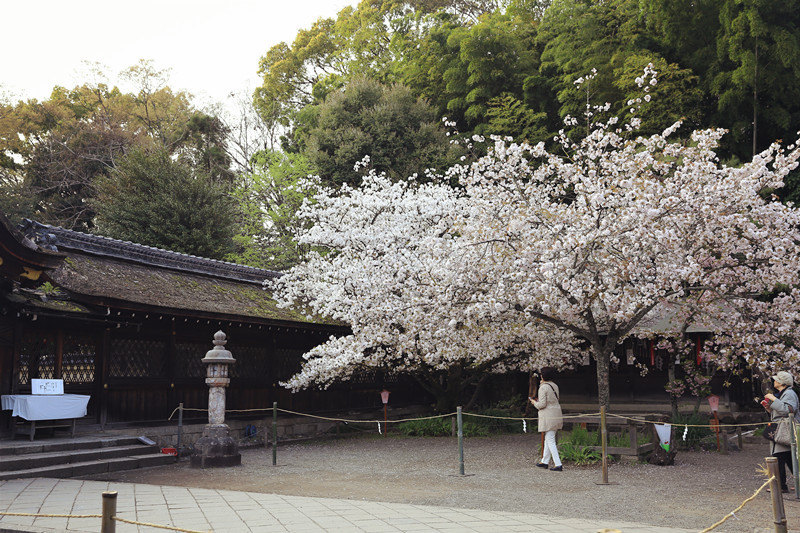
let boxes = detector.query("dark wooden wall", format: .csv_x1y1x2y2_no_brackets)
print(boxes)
4,313,424,424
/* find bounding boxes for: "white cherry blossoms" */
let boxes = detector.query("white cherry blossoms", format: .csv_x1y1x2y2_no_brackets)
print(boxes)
273,63,800,396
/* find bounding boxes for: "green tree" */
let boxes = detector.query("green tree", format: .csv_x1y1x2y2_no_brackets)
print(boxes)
713,0,800,158
536,0,646,135
94,147,236,259
227,151,319,270
484,93,550,143
613,54,703,134
298,77,450,187
0,64,232,230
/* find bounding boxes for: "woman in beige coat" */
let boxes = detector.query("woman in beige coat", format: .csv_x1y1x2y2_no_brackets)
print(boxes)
529,367,563,471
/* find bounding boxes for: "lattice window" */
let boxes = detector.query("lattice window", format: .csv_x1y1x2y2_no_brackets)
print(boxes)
109,338,167,378
0,321,13,346
273,347,304,382
231,345,270,380
62,335,96,384
19,333,56,384
174,342,207,379
349,370,379,384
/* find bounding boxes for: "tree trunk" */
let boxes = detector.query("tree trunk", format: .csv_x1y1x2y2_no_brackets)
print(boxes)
592,344,612,410
464,373,489,410
668,354,679,419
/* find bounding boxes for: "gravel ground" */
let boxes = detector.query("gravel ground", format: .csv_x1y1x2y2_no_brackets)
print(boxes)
85,434,800,532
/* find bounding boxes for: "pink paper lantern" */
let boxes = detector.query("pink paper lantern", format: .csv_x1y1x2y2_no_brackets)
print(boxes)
707,395,720,413
381,389,390,404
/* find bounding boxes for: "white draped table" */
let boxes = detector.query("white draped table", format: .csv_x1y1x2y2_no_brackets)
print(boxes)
1,394,90,440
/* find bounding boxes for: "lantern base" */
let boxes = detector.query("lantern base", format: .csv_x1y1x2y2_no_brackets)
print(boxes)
190,424,241,468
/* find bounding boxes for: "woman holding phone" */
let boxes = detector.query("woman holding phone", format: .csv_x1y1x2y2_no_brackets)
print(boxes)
529,367,564,471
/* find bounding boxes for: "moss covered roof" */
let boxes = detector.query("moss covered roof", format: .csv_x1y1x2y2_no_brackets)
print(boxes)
50,252,330,325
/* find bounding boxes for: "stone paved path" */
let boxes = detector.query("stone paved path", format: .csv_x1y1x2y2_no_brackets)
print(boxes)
0,478,693,533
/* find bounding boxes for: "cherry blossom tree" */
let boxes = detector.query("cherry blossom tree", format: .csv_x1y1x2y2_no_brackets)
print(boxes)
456,66,800,408
273,167,580,411
274,65,800,411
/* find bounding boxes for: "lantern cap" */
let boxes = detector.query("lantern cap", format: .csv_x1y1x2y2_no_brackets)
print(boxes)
203,330,235,363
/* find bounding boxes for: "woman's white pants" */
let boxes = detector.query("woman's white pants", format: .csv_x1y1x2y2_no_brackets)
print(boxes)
541,430,561,467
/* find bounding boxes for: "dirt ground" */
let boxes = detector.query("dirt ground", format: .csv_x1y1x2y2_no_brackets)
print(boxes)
84,434,800,532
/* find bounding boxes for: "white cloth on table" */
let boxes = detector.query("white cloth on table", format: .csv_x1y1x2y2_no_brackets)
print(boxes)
1,394,90,420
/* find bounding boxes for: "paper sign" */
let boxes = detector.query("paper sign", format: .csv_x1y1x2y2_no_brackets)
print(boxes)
655,423,672,451
31,379,64,395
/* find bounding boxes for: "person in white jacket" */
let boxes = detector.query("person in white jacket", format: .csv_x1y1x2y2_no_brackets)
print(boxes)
530,367,564,471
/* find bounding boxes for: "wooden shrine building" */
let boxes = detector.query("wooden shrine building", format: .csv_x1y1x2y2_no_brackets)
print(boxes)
0,213,367,428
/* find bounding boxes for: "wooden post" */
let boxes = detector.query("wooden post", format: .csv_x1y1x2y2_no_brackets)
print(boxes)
628,420,638,454
176,403,183,462
599,406,609,484
737,426,743,451
55,330,63,379
766,457,788,533
99,328,110,428
721,428,729,454
101,491,117,533
457,406,465,476
713,412,720,452
11,322,22,394
272,401,278,466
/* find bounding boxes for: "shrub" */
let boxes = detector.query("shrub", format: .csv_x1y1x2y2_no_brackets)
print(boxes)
558,441,604,465
671,412,713,450
397,418,451,437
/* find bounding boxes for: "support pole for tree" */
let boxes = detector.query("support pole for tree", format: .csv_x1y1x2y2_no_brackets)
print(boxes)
457,406,464,476
272,401,278,466
766,456,788,533
598,406,609,485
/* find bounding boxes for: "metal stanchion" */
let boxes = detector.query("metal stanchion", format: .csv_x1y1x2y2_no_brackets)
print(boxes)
457,406,464,476
766,456,788,533
272,401,278,466
101,491,117,533
176,402,183,462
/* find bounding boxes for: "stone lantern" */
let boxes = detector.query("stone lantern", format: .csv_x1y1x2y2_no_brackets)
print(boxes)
190,331,241,467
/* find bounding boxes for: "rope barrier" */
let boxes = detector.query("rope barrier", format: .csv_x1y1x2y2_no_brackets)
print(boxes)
0,511,209,533
461,412,600,421
277,407,458,424
167,404,766,430
0,512,101,518
606,413,768,428
113,515,210,533
698,476,774,533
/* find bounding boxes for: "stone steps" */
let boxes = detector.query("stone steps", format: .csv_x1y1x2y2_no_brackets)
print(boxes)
0,435,174,480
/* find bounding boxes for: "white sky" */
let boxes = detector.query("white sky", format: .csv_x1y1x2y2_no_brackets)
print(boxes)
0,0,357,107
